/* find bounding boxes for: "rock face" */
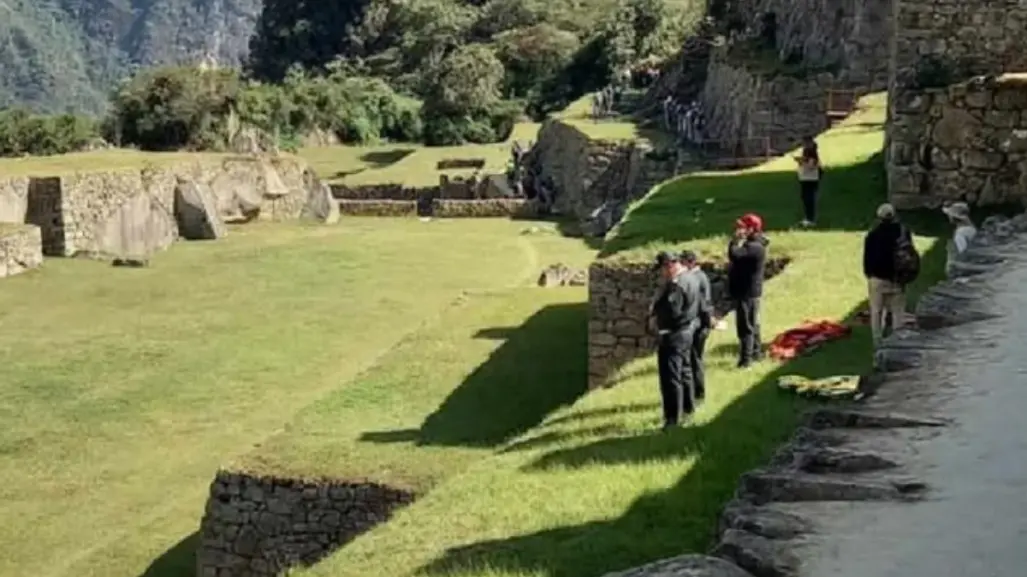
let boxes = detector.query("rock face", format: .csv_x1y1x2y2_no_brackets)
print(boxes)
888,76,1027,208
197,470,415,577
0,225,43,278
538,264,588,287
175,179,227,240
524,120,675,232
587,257,790,388
97,187,177,260
599,555,756,577
299,169,339,224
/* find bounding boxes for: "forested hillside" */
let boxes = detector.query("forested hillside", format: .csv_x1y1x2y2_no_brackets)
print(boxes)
0,0,259,114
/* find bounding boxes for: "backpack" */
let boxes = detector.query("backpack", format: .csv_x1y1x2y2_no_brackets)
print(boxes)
893,227,920,286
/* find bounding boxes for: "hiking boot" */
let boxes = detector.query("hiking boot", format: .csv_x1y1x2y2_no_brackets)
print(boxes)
737,359,752,369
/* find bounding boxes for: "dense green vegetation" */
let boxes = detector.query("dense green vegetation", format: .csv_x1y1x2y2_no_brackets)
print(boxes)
0,0,700,155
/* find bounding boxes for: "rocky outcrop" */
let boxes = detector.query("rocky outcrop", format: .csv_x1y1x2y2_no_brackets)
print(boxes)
175,180,227,240
537,264,588,287
887,75,1027,209
587,257,790,388
197,470,414,577
299,169,340,225
0,224,43,278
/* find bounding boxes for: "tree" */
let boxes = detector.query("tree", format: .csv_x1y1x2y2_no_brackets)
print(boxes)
494,24,580,98
424,43,505,116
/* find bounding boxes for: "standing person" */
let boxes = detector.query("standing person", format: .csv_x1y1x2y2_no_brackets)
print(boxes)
863,203,917,347
681,250,713,402
941,201,977,277
793,136,821,227
728,213,769,368
648,251,701,430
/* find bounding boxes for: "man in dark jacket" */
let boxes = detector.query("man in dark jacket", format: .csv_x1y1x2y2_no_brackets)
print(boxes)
681,250,712,402
863,203,911,346
728,213,769,368
648,251,702,429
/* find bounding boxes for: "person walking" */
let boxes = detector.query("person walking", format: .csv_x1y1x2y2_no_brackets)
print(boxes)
794,136,821,227
728,213,769,368
863,203,915,347
681,250,713,402
941,201,977,277
648,251,702,430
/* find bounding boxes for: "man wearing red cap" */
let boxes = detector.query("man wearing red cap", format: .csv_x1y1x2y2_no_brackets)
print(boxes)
728,213,769,368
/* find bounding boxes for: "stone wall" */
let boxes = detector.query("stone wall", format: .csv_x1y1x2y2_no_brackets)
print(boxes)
330,184,435,201
197,469,414,577
700,56,836,156
0,224,43,278
587,257,789,389
432,199,535,218
885,0,1027,207
337,200,418,217
1,155,330,259
525,119,676,234
888,75,1027,208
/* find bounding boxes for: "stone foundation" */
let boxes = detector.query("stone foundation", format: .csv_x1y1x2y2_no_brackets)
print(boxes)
0,224,43,278
338,199,418,217
887,75,1027,209
587,257,790,388
432,199,534,218
330,184,435,201
197,470,415,577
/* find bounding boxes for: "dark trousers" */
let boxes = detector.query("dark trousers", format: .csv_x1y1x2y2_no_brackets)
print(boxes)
734,298,762,364
691,327,709,400
657,329,695,425
800,180,819,222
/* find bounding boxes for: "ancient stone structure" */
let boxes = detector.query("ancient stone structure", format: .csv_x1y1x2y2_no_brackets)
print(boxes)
887,75,1027,208
0,224,43,278
594,210,1027,577
537,264,588,287
175,180,227,241
197,470,414,577
587,257,789,388
524,120,676,236
337,199,418,217
432,198,534,218
329,183,433,201
0,155,334,259
885,0,1027,208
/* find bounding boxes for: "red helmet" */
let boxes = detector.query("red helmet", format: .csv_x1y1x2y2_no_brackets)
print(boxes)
736,213,764,232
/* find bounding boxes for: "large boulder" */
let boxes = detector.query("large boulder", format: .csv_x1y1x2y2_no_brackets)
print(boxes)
175,179,227,240
97,193,176,260
300,169,339,224
262,161,290,198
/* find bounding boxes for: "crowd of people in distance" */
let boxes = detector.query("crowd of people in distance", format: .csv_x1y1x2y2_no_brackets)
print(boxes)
662,96,706,148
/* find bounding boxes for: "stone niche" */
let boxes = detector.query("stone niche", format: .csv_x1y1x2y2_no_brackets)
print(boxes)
0,224,43,278
197,470,415,577
588,257,790,389
888,75,1027,208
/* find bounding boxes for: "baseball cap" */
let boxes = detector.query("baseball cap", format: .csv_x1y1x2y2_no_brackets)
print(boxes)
736,213,764,232
651,250,679,270
679,250,698,264
876,203,896,219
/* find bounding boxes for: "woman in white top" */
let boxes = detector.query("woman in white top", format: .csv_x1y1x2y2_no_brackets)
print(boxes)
942,201,977,277
793,136,821,227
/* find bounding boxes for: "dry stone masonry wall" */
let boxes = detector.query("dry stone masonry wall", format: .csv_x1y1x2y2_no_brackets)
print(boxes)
587,257,789,389
888,76,1027,208
198,470,414,577
886,0,1027,208
0,225,43,278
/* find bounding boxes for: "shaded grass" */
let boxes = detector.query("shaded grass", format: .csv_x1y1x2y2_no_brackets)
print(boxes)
0,218,593,577
281,92,955,577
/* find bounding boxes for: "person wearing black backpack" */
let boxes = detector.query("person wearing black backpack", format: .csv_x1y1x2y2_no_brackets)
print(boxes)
863,203,919,347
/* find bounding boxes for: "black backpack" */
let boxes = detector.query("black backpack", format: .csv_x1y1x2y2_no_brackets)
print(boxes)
893,227,921,286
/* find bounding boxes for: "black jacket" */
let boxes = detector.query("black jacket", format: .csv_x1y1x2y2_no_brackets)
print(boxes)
863,221,911,281
727,235,768,300
652,271,701,332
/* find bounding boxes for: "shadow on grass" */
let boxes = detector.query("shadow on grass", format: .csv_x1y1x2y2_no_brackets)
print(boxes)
139,532,196,577
361,302,589,449
361,148,416,167
419,239,947,577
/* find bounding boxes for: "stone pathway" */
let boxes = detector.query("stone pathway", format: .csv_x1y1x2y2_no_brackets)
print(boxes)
602,212,1027,577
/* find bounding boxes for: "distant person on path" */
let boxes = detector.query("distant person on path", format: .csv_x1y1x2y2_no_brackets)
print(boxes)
863,203,917,347
942,201,977,277
728,213,769,368
794,136,821,227
681,250,713,402
648,251,702,429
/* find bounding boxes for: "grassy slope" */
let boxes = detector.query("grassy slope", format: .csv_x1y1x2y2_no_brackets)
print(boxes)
288,95,952,577
0,218,594,577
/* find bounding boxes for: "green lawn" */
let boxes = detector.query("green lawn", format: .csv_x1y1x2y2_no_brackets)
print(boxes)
277,94,954,577
0,218,594,577
0,149,234,177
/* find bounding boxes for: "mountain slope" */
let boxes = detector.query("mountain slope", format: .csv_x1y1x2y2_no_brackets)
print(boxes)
0,0,260,114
